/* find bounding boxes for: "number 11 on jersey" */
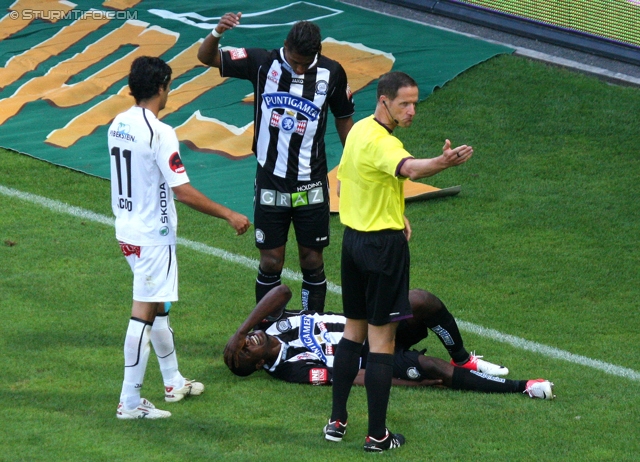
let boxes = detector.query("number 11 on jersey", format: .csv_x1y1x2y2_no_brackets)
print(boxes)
111,146,133,211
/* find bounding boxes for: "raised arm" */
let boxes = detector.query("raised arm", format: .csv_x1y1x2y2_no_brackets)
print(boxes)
223,284,292,368
197,12,242,68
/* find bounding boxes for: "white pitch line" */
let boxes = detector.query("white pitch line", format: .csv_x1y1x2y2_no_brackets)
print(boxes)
457,321,640,381
2,184,639,381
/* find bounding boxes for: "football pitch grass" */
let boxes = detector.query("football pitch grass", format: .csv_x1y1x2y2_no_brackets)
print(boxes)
1,54,639,461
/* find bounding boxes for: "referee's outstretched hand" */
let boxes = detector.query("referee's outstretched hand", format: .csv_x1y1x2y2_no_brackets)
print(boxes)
442,138,473,166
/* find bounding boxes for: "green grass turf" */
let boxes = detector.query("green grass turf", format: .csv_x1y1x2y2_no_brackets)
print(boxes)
1,54,638,461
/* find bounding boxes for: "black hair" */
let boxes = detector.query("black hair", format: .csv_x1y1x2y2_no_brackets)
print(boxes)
285,21,322,57
128,56,172,103
228,361,259,378
377,71,418,100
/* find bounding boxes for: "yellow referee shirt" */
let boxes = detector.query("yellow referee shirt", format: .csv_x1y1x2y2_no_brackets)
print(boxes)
337,115,412,231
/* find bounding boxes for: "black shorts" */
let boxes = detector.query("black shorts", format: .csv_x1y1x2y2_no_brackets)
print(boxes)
341,227,412,326
361,341,425,382
393,348,426,381
253,166,330,250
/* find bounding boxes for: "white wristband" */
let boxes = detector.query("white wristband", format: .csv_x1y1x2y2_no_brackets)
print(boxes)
211,28,222,38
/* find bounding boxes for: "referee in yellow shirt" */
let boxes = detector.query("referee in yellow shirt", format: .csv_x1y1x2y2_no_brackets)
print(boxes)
324,71,473,452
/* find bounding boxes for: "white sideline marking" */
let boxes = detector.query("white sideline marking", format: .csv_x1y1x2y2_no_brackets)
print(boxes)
2,184,639,381
457,321,640,381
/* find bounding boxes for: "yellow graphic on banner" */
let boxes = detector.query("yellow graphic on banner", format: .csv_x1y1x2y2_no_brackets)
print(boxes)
45,22,178,107
0,20,177,124
323,38,395,93
0,14,109,90
175,112,255,159
46,84,131,148
0,0,74,41
47,42,228,148
0,7,394,161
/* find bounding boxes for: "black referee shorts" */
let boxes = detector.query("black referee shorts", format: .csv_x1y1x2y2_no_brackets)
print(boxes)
341,226,412,326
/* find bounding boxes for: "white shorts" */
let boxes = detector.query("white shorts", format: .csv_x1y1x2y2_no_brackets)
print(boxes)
119,242,178,302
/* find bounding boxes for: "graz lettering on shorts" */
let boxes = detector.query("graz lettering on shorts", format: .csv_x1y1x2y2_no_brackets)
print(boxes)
263,92,321,121
260,187,324,208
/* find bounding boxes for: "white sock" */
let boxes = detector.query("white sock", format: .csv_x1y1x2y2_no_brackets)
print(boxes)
150,313,184,389
120,318,152,410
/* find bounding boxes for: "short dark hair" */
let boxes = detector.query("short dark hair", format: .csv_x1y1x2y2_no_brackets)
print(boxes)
228,360,258,378
128,56,172,103
377,71,418,100
285,21,322,57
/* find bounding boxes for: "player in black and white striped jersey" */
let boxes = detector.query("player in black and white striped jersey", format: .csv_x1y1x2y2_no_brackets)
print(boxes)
223,285,555,400
198,13,355,314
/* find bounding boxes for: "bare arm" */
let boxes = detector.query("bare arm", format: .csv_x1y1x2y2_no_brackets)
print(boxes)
224,285,292,368
335,116,354,146
197,12,242,67
171,182,250,235
399,139,473,181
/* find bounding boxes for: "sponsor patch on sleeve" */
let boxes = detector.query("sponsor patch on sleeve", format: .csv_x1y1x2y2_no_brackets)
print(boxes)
230,48,248,60
169,152,185,174
309,368,329,384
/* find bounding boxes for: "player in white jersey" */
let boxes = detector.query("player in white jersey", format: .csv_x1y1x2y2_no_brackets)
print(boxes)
110,56,250,420
198,13,355,314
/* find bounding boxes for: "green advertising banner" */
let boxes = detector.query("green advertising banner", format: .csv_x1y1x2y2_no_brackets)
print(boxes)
0,0,511,217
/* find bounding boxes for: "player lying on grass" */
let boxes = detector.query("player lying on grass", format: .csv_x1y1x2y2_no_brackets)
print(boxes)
224,285,555,401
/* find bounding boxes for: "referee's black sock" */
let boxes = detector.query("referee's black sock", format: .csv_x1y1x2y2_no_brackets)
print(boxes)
301,265,326,312
365,352,395,440
451,367,524,393
330,338,362,424
255,267,281,304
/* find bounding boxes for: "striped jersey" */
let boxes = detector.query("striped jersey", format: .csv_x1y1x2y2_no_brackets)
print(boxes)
263,311,347,385
220,47,355,182
108,106,190,246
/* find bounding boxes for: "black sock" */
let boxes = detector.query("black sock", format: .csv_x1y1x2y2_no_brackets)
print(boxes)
330,338,362,423
255,267,281,303
301,265,326,312
426,300,469,363
451,367,525,393
365,352,395,439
